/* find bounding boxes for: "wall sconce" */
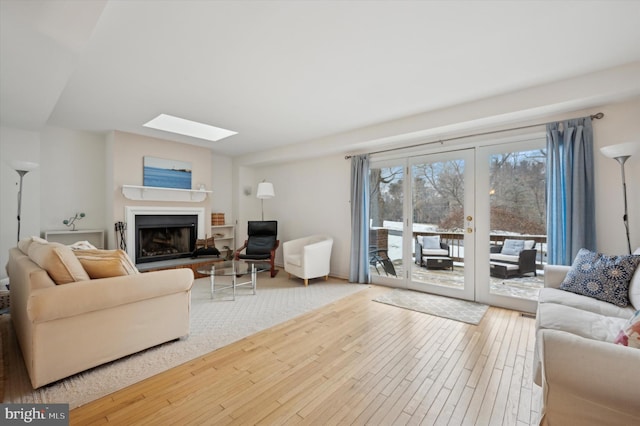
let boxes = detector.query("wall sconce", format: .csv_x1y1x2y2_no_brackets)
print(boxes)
256,181,275,221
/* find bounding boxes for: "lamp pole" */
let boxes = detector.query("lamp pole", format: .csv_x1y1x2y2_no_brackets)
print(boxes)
614,155,632,254
11,160,39,244
15,170,29,244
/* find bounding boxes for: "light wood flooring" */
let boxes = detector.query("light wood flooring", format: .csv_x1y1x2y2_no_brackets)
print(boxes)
70,285,541,425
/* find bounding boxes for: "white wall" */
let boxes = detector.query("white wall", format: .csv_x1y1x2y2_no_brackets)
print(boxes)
40,126,107,233
211,153,233,224
593,98,640,254
0,126,41,280
236,154,352,279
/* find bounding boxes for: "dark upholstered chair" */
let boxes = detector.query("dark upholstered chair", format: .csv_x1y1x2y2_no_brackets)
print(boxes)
414,235,451,269
235,221,279,277
489,239,537,277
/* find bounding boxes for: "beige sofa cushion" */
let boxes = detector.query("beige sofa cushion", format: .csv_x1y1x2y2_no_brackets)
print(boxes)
28,240,90,284
74,249,139,279
17,236,49,255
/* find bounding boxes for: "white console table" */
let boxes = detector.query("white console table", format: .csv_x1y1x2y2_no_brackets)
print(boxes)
43,229,105,249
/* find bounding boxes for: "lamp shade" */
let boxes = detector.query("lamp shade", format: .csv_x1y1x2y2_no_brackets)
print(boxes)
256,182,275,199
600,141,640,159
10,160,39,172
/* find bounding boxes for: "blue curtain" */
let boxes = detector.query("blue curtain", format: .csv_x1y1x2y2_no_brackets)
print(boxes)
546,117,596,265
349,154,370,283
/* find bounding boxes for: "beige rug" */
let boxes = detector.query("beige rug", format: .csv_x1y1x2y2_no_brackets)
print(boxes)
1,275,368,409
373,288,489,325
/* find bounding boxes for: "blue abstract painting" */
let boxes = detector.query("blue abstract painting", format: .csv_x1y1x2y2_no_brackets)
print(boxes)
143,156,192,189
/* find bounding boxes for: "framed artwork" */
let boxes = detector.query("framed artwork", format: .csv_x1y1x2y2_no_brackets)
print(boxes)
143,156,192,189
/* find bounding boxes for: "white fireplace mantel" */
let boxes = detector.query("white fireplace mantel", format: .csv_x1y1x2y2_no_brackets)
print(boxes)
124,206,206,262
122,185,211,202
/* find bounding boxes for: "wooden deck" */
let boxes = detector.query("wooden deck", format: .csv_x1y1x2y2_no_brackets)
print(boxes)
70,285,540,425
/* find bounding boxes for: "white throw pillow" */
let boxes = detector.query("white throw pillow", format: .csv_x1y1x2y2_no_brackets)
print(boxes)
419,235,441,250
502,239,524,256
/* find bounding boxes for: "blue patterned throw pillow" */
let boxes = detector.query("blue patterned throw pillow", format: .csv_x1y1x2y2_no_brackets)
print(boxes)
560,249,640,307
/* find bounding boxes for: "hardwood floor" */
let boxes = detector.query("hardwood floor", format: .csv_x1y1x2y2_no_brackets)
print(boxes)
70,285,541,425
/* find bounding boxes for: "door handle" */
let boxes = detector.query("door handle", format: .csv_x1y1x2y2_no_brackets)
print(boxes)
466,215,473,233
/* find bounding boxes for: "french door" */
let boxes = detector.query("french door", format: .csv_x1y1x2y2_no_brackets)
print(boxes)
369,139,545,313
408,149,476,300
368,149,476,300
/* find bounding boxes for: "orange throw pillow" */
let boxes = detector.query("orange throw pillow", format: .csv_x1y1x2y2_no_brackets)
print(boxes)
74,249,139,279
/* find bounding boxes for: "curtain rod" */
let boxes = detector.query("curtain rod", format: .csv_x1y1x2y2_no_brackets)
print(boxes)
344,112,604,159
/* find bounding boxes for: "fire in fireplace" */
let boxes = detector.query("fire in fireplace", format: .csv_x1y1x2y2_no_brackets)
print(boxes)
135,215,197,263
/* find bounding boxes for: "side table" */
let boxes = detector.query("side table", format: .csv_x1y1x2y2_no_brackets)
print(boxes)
425,256,454,271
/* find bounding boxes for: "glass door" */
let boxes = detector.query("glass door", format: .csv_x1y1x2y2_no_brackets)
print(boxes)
368,161,405,287
475,140,546,312
408,149,475,300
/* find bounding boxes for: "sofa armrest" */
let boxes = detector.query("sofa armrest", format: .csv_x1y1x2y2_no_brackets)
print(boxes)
28,268,194,323
439,242,450,256
414,239,423,260
544,265,571,288
539,329,640,422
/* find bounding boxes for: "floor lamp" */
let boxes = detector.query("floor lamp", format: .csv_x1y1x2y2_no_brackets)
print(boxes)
256,181,275,221
600,142,639,254
11,160,39,244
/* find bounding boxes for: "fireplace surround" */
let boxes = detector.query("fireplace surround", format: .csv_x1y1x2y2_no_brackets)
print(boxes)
135,214,197,263
125,206,206,265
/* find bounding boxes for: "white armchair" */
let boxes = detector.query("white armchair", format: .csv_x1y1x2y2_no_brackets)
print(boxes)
283,235,333,286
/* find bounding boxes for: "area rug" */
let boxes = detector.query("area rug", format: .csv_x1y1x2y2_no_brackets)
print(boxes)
373,288,489,325
0,275,368,409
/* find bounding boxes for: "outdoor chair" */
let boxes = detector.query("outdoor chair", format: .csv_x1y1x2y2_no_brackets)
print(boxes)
235,220,279,277
489,239,537,278
369,247,397,277
415,235,452,269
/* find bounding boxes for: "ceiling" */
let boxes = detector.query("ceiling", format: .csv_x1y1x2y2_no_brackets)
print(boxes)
2,1,640,158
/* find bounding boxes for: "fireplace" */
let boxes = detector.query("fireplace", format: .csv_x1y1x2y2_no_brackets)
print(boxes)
135,215,197,263
125,206,206,265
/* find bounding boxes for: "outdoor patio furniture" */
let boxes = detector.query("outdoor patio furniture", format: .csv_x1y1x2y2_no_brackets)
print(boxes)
369,247,397,277
424,256,454,270
415,235,451,269
489,239,537,278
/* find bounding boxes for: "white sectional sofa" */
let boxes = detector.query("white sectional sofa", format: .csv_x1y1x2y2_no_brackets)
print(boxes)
533,248,640,425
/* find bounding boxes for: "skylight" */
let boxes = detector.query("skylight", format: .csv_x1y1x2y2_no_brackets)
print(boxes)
143,114,237,142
